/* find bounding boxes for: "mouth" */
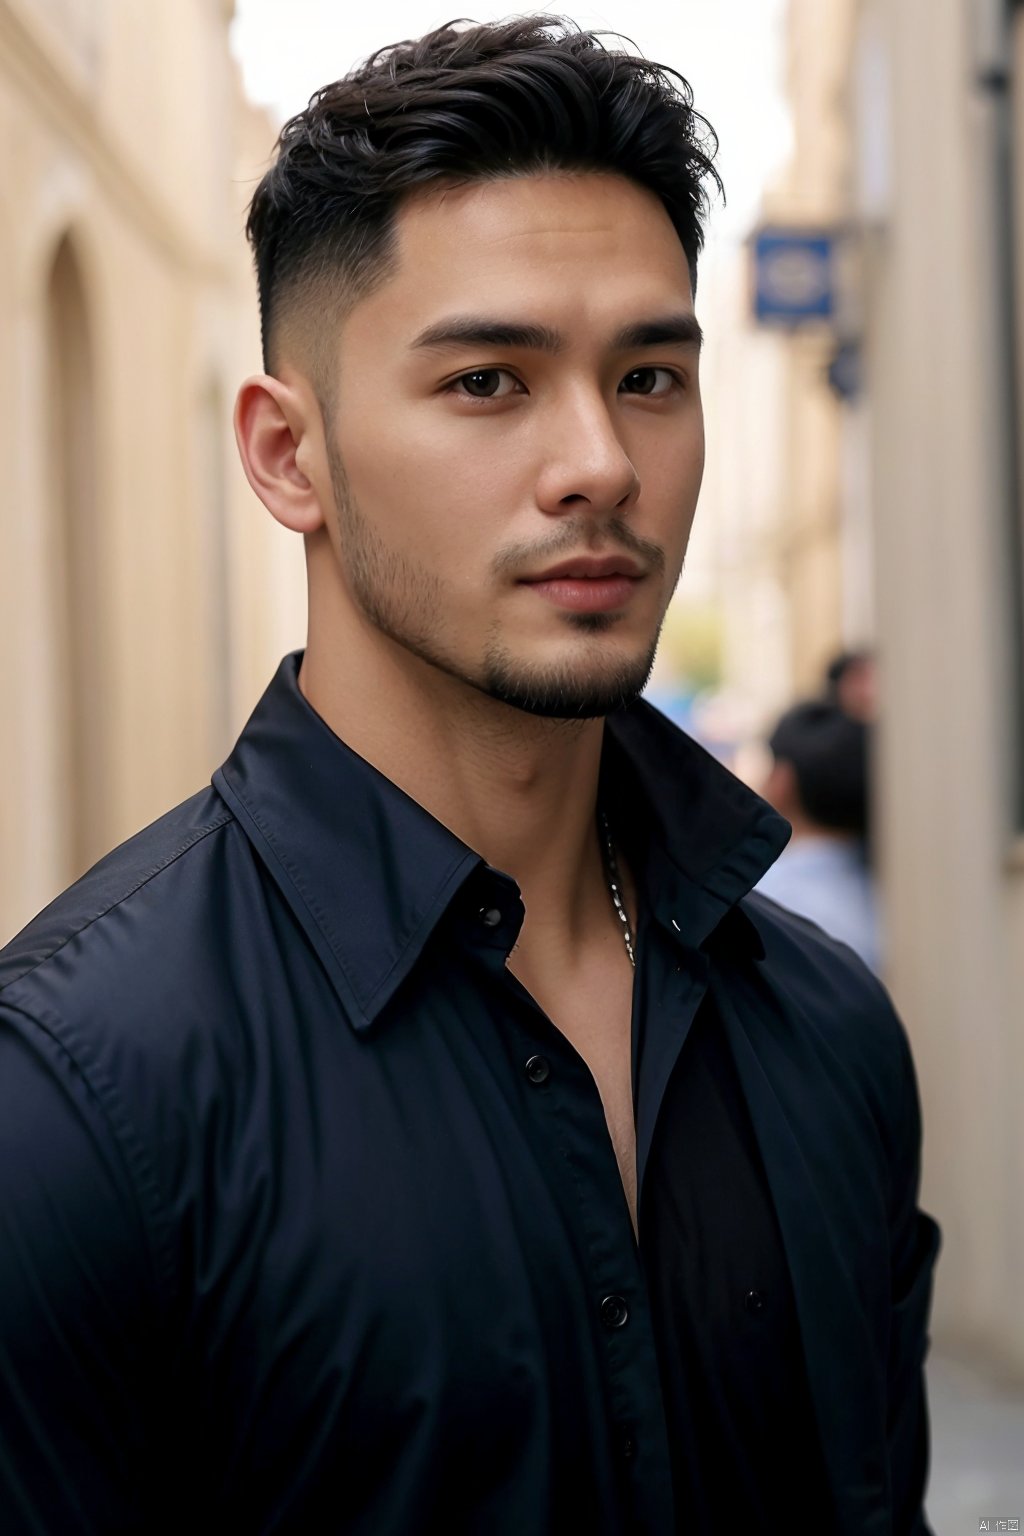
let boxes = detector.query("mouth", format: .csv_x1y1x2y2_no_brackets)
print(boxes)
526,555,646,582
518,555,647,615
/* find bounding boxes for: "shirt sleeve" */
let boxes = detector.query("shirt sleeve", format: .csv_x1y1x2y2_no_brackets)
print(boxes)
0,1003,166,1534
885,1019,942,1536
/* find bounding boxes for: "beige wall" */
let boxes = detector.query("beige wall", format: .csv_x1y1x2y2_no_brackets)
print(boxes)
852,0,1024,1375
721,0,1024,1375
702,0,866,729
0,0,305,943
762,0,859,690
762,0,1024,1376
696,242,795,723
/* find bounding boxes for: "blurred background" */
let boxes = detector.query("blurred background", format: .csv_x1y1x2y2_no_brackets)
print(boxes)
2,0,1023,1524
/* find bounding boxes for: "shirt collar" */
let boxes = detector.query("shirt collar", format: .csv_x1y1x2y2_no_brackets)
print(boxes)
214,653,790,1030
601,702,791,958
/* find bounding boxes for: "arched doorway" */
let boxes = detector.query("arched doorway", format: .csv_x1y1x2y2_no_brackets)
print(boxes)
46,234,106,880
197,376,234,762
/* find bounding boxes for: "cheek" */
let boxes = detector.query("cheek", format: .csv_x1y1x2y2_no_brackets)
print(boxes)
345,392,531,520
337,416,504,584
643,417,704,522
674,416,706,523
678,402,706,478
345,396,513,501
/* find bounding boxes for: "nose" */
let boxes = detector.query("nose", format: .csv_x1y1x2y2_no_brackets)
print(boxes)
535,388,640,517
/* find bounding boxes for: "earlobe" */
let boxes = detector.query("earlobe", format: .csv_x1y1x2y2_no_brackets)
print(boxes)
233,374,326,535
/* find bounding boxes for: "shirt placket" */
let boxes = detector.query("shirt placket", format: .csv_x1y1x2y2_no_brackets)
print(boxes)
501,979,677,1534
465,869,677,1532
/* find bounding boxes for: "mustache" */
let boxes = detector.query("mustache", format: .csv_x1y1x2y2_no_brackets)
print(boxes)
492,517,666,579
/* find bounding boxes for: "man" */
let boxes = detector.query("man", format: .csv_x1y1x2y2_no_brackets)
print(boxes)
825,649,878,724
756,699,882,973
0,17,939,1535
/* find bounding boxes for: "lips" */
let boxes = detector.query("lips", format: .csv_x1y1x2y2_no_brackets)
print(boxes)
519,555,646,614
523,555,645,583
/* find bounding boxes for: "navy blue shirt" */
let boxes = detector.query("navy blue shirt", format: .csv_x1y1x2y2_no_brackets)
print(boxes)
0,653,936,1534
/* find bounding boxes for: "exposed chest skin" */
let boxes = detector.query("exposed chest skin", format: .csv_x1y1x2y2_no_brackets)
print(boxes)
509,941,638,1235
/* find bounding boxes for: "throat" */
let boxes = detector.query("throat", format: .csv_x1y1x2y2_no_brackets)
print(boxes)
506,832,640,1235
508,932,639,1236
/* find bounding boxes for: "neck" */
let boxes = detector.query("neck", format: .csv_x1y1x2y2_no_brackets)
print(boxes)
299,625,616,957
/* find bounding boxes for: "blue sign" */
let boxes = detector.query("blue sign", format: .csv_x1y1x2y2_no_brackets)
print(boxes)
752,229,837,325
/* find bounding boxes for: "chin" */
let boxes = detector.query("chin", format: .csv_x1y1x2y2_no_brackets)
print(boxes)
480,638,659,721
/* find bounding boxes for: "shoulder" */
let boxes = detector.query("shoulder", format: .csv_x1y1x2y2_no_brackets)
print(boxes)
0,786,240,1006
743,888,892,1019
0,787,255,1309
0,786,284,1280
738,889,915,1133
0,785,267,1104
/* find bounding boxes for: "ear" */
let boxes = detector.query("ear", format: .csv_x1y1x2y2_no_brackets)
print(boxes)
233,374,325,534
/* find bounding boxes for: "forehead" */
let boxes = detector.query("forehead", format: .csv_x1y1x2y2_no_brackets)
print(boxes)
345,172,694,349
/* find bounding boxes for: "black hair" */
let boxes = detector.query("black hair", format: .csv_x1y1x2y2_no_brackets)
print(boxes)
245,14,722,375
824,649,872,694
769,700,870,837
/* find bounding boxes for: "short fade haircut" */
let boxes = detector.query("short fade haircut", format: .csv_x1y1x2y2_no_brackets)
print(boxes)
245,14,723,387
769,701,870,837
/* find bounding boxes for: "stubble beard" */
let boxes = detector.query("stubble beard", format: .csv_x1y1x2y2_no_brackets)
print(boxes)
327,437,666,721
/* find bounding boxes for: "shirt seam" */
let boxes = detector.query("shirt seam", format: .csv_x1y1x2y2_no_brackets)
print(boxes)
0,812,233,996
0,996,178,1313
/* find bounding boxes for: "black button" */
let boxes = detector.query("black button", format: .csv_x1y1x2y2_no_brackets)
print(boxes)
619,1433,636,1461
600,1294,629,1329
479,907,502,929
525,1055,550,1084
745,1289,766,1316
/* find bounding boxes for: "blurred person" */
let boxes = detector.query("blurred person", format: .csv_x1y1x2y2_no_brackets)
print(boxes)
0,18,938,1536
755,700,882,974
825,646,878,723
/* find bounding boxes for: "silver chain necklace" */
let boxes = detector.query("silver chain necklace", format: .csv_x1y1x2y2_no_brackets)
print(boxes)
598,809,636,970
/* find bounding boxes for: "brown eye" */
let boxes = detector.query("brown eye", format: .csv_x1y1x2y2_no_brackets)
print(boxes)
620,367,678,397
454,369,519,399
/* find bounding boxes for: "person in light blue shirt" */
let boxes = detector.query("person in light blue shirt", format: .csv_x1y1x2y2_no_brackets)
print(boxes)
756,699,882,975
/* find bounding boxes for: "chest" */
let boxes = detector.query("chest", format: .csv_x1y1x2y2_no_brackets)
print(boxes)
182,974,656,1529
175,951,892,1531
511,948,638,1227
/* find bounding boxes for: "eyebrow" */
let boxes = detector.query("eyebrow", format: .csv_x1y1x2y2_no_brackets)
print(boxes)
409,312,704,356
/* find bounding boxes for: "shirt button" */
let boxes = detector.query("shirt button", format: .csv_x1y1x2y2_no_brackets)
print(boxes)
619,1432,636,1462
600,1293,629,1329
745,1289,767,1316
525,1055,550,1084
479,907,503,928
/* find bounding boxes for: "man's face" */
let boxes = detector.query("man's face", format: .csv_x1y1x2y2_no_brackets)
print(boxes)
323,171,705,718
